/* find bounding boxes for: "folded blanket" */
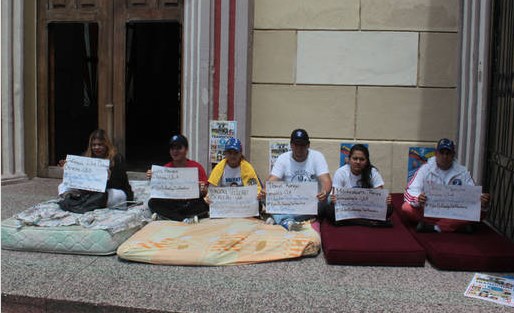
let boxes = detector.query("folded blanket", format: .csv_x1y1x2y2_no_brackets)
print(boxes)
13,200,151,234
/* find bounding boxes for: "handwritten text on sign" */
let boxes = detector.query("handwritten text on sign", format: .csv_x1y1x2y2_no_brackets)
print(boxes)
150,166,199,199
334,188,388,221
266,181,318,215
424,184,481,221
62,155,109,192
209,186,259,218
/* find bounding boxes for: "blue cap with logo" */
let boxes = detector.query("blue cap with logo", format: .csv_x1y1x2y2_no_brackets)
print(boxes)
169,134,189,148
224,137,242,153
436,138,455,152
290,128,310,144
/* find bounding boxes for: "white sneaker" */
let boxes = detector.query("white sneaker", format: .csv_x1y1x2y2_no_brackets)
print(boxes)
183,216,199,224
265,217,275,225
287,220,302,231
151,213,158,221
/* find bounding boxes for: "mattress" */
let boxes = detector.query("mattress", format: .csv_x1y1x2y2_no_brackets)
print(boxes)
1,180,151,255
1,217,140,255
117,218,321,265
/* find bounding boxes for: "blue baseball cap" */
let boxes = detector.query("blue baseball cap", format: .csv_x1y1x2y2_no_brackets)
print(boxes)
169,134,188,148
224,137,242,153
290,129,310,144
436,138,455,152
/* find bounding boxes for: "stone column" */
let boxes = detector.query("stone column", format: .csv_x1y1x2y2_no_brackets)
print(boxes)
182,0,212,169
1,0,27,184
458,0,491,184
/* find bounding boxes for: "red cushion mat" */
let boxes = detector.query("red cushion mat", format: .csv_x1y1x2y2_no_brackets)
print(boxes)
392,193,514,271
320,212,426,267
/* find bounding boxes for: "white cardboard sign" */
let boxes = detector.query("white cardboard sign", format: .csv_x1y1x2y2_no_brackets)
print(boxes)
334,188,388,221
62,155,109,192
424,184,482,221
266,181,318,215
209,186,259,218
150,165,199,199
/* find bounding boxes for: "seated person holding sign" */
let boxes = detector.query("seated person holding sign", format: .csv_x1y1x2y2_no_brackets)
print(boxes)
207,137,264,200
58,129,134,210
402,138,490,233
267,129,332,231
147,134,209,224
327,144,392,227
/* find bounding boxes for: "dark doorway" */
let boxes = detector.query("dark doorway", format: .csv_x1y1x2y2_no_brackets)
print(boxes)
125,22,181,171
49,23,99,165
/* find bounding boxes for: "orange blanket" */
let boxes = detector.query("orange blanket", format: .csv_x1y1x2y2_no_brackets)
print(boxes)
117,218,320,265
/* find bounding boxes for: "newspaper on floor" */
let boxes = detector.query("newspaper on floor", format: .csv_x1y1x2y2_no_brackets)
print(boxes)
464,273,514,307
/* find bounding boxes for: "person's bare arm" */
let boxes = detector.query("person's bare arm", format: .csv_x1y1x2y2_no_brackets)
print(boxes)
317,173,332,202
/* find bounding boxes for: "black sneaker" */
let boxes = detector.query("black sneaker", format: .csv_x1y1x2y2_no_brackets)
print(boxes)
416,221,437,233
458,224,476,234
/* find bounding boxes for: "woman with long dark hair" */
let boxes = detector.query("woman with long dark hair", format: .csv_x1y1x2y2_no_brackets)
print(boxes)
328,144,392,226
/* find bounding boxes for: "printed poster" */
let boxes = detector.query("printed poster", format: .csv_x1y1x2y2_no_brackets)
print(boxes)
464,273,514,307
150,166,199,199
407,147,435,183
62,155,109,192
266,181,318,215
209,120,237,163
269,140,290,172
424,184,482,221
334,188,389,221
340,143,368,167
208,185,259,218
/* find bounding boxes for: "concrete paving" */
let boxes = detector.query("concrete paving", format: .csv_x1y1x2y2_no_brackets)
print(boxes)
2,178,513,312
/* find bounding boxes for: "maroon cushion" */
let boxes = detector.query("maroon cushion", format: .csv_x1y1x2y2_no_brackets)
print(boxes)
392,193,514,271
320,213,426,266
408,225,514,271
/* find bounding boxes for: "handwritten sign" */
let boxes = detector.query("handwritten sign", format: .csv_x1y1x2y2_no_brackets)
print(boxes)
266,181,318,215
150,166,199,199
209,186,259,218
62,155,109,192
424,184,482,221
334,188,388,221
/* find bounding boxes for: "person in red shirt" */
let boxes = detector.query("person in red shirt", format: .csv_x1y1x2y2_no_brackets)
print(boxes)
146,134,209,223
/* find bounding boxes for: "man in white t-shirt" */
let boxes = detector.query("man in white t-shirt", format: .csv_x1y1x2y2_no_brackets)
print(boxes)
267,129,332,231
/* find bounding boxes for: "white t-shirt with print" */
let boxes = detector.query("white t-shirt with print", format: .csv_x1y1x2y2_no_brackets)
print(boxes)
332,164,384,189
271,149,329,183
220,165,243,187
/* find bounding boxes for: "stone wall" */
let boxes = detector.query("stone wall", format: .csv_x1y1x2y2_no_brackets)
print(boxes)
250,0,461,192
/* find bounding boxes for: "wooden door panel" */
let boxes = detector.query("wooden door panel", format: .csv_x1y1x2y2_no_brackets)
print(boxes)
37,0,112,177
112,0,182,155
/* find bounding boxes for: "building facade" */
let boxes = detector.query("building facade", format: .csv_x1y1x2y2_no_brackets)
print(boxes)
1,0,510,223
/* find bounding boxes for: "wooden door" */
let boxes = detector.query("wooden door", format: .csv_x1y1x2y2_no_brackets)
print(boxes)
37,0,182,177
112,0,182,159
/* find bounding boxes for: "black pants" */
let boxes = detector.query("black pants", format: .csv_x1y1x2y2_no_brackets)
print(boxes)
148,198,209,221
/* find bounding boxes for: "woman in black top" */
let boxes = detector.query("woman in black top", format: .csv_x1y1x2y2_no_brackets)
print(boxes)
58,129,133,207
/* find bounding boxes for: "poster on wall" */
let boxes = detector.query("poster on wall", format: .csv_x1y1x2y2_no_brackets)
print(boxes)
269,140,290,172
209,120,237,163
340,143,368,167
407,147,435,183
